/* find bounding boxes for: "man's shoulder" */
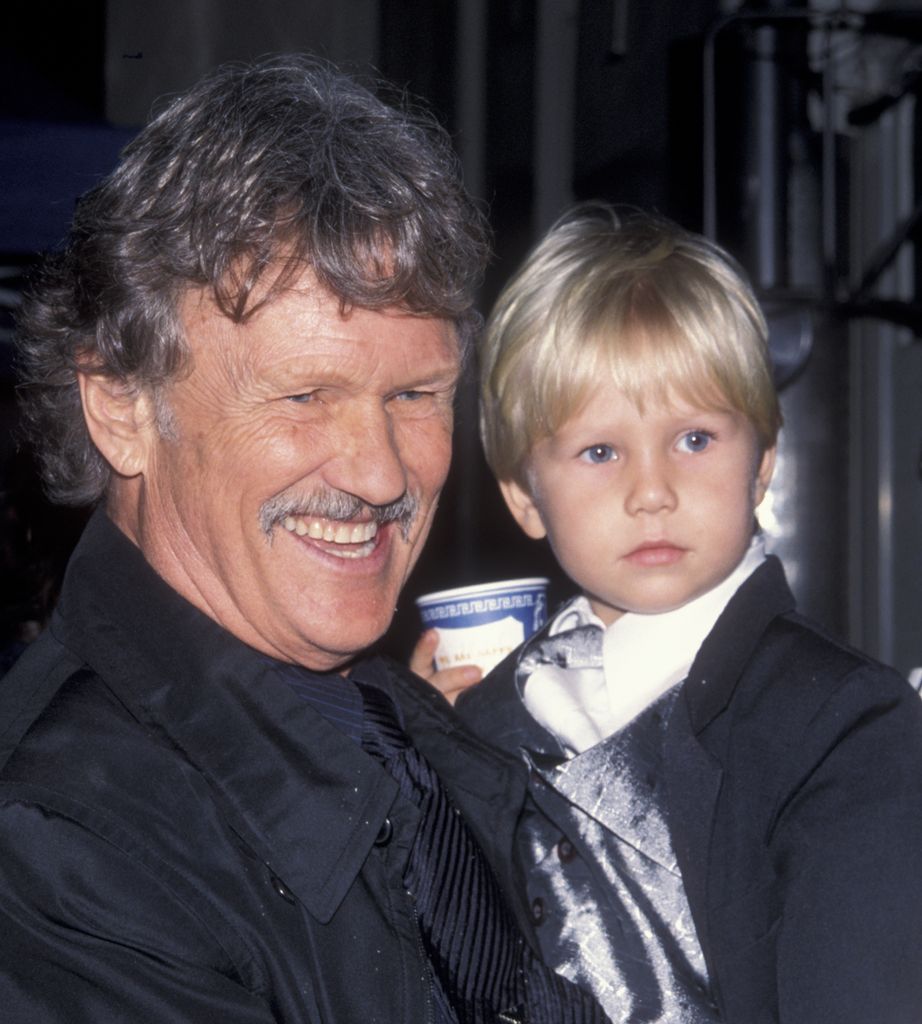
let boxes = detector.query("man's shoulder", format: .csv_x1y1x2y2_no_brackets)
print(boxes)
383,653,527,778
0,633,288,922
0,631,213,846
1,636,166,785
0,629,87,773
383,653,508,746
0,644,288,1015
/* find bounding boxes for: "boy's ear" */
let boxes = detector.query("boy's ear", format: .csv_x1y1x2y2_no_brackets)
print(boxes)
498,477,548,540
78,372,157,479
754,445,777,506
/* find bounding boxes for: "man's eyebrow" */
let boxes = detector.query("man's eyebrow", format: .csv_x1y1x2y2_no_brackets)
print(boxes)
403,365,460,386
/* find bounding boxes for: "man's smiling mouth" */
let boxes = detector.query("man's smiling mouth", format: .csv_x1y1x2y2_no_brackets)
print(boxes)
281,515,379,558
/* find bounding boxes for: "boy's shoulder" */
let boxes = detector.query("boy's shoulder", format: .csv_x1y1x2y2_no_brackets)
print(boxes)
455,592,606,754
454,643,533,748
454,617,558,752
458,557,918,755
688,555,916,742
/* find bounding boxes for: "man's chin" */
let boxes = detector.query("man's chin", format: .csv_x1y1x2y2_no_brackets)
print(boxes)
279,618,394,673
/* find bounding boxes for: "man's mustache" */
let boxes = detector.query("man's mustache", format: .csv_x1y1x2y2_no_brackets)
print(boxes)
259,488,421,542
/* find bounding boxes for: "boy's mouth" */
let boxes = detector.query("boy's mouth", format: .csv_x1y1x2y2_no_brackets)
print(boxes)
624,541,686,567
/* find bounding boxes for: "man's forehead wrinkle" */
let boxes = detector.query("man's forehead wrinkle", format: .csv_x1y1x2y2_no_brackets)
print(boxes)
275,340,431,392
179,273,461,403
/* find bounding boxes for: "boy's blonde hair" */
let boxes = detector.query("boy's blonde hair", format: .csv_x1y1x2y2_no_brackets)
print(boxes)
480,205,782,484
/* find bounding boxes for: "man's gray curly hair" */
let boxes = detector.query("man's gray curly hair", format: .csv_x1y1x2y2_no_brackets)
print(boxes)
16,55,491,506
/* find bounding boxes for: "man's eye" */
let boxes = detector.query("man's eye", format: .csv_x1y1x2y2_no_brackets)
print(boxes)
579,444,616,464
394,390,427,401
286,393,316,404
677,430,713,453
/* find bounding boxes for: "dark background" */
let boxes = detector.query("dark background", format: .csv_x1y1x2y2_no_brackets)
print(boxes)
2,1,921,677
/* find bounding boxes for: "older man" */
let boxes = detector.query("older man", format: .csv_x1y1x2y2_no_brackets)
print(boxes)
0,59,607,1023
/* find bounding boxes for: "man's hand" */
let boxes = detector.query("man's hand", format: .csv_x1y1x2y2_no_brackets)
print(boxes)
409,629,482,705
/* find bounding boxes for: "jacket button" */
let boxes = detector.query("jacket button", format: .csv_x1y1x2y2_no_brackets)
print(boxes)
557,838,576,863
374,817,393,846
270,873,296,904
530,897,545,925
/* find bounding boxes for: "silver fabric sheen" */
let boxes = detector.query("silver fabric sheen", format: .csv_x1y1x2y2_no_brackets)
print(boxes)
519,680,719,1022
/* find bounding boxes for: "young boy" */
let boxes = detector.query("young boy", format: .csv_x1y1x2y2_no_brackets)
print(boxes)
439,207,922,1022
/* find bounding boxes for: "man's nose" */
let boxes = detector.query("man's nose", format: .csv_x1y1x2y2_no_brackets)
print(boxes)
624,453,677,516
327,401,409,508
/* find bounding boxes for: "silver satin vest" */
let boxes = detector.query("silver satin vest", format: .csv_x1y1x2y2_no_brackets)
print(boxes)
517,674,720,1022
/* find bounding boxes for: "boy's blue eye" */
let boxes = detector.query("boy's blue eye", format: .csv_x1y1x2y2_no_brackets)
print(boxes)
580,444,616,464
678,430,713,453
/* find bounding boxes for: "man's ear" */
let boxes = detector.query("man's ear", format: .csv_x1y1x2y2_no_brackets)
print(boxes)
754,445,777,506
498,477,548,540
78,372,157,479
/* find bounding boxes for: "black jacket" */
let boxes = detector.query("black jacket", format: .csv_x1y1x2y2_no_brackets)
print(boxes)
458,558,922,1023
0,511,532,1022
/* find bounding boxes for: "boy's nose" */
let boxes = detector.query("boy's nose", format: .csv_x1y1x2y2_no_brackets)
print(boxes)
624,456,678,516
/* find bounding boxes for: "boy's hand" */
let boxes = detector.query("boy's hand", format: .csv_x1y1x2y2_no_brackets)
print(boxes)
409,628,482,705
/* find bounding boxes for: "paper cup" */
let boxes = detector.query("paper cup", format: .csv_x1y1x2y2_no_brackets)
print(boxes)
416,578,549,676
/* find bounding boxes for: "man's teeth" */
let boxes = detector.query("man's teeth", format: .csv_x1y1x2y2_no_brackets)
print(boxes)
282,517,378,545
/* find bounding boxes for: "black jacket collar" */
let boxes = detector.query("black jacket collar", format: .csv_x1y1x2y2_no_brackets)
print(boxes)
41,510,530,927
49,509,398,923
682,556,796,734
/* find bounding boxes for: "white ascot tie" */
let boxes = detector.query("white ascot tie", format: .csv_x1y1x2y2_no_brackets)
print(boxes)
520,598,606,755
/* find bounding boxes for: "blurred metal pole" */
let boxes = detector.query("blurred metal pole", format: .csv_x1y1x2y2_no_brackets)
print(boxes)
456,0,488,202
534,0,579,235
749,23,787,290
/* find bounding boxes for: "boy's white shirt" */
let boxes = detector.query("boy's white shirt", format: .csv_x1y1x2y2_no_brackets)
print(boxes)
522,536,767,755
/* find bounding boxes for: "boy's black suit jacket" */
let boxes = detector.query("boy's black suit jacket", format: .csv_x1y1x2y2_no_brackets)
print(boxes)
457,557,922,1023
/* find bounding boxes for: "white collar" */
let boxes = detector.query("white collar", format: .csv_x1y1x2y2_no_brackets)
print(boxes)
522,537,766,753
600,535,766,733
